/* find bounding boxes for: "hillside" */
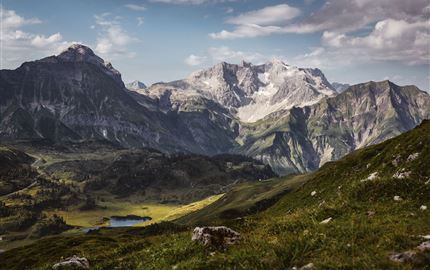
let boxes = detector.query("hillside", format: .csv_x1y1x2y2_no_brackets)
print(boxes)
1,120,428,269
0,141,274,250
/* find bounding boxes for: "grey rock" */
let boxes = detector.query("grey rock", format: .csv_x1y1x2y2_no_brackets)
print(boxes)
292,263,315,270
192,226,240,249
417,241,430,251
389,251,416,262
52,255,89,269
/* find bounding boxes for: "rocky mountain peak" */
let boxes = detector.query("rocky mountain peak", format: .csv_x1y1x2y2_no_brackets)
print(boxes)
58,44,98,61
37,44,124,87
127,80,147,90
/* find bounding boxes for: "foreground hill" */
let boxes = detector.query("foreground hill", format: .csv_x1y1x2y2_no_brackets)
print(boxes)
2,120,428,269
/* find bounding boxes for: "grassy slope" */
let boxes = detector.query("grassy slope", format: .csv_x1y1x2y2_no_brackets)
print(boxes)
1,121,429,270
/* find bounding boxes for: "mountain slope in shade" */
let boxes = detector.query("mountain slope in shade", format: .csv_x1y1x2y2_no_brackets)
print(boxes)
147,60,336,122
236,81,430,175
0,44,172,149
0,45,238,155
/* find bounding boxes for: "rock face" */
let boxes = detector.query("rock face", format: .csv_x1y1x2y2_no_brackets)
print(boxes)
1,44,429,175
192,226,240,249
126,80,147,90
0,44,236,154
52,255,89,270
235,81,430,174
149,60,335,123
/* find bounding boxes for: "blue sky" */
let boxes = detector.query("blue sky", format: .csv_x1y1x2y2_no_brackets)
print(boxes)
1,0,429,91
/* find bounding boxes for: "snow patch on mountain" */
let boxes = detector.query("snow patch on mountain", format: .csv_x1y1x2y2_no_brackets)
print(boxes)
147,60,336,122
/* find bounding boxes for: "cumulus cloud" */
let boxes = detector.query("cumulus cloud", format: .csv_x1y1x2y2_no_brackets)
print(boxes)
291,0,430,34
208,46,266,64
124,4,146,11
210,4,300,39
210,0,430,66
226,4,300,26
0,6,72,69
150,0,210,4
321,19,430,65
150,0,237,4
94,13,138,59
185,46,269,67
212,0,430,38
185,54,207,66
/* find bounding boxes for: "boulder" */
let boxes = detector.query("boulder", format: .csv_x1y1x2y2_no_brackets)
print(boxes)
389,251,416,263
292,262,314,270
320,217,332,224
192,226,240,249
52,255,89,270
417,241,430,252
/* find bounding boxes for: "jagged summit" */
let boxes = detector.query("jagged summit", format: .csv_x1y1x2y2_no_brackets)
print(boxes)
37,44,123,86
58,44,98,60
150,59,336,122
126,80,147,90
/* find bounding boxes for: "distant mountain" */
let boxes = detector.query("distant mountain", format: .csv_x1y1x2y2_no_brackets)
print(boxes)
126,80,147,90
0,45,242,155
236,80,430,174
148,60,336,122
0,44,173,149
331,82,350,93
1,44,429,175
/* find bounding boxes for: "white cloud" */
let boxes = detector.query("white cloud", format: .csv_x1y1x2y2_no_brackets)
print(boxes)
150,0,210,4
291,0,430,34
211,0,430,38
321,19,430,65
185,46,268,67
124,4,146,11
94,13,138,59
225,7,234,14
149,0,237,4
208,46,266,64
0,6,72,69
185,54,207,66
210,4,300,39
137,17,144,26
209,0,430,67
210,24,284,39
226,4,300,26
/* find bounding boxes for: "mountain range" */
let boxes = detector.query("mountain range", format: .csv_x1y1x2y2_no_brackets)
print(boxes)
1,44,429,174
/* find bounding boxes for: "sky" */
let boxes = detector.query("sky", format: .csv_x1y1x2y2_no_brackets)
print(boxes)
1,0,429,91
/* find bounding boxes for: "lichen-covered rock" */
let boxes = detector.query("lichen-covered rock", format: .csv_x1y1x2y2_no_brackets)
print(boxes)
52,255,89,270
192,226,240,249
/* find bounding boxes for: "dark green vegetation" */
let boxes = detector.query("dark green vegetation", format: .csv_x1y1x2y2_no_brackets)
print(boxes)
0,139,274,249
1,119,428,269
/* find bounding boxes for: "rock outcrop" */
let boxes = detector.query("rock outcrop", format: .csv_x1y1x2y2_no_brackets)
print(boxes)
52,255,89,270
192,226,240,249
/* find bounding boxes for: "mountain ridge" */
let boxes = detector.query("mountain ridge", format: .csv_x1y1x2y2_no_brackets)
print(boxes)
1,44,429,175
